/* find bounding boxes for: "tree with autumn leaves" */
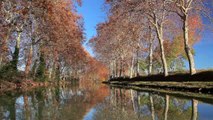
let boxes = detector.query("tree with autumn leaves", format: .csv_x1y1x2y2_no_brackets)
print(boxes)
0,0,106,83
90,0,210,78
0,0,211,83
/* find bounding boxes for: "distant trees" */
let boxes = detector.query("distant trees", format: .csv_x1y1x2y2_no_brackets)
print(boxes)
0,0,210,82
0,0,105,82
90,0,207,78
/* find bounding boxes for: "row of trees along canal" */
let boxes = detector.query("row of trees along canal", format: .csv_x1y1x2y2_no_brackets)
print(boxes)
89,0,212,78
0,0,108,83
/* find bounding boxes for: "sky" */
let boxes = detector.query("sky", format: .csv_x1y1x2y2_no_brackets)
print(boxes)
77,0,107,57
77,0,213,70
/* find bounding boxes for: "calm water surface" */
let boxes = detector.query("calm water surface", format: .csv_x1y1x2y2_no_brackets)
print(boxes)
0,84,213,120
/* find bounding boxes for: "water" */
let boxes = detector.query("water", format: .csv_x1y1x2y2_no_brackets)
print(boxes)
0,84,213,120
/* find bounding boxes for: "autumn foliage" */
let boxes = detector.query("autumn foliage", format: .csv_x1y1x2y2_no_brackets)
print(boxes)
0,0,107,82
89,0,206,78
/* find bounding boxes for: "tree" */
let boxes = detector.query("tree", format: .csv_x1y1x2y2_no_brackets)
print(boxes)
1,0,107,82
168,0,205,75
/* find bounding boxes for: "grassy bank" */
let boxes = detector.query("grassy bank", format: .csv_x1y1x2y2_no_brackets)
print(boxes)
104,70,213,94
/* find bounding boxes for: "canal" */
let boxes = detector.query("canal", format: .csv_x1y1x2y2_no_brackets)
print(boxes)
0,83,213,120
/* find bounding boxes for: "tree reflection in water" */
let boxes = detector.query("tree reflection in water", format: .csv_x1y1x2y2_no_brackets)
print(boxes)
0,85,211,120
0,84,109,120
93,88,202,120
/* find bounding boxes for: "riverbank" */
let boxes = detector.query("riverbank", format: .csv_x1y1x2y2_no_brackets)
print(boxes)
110,84,213,105
0,80,53,93
0,79,77,94
103,70,213,94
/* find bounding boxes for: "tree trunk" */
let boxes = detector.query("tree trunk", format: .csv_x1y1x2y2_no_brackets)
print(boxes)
183,14,196,75
120,55,125,77
136,45,140,76
36,53,46,81
164,95,169,120
11,32,22,71
8,99,16,120
24,95,30,120
191,99,198,120
131,90,139,113
2,28,12,64
0,56,2,68
110,87,115,105
17,32,22,49
25,45,33,78
119,57,123,77
156,26,168,76
111,61,114,78
149,35,154,75
49,67,53,79
55,59,61,81
114,60,117,77
115,60,118,77
31,59,38,79
48,58,55,80
130,56,135,78
113,60,116,78
150,95,155,120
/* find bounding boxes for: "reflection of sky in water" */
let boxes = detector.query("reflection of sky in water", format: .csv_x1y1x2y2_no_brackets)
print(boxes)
141,105,151,115
198,103,213,120
184,101,191,110
1,86,213,120
15,96,24,115
84,108,96,120
16,96,24,106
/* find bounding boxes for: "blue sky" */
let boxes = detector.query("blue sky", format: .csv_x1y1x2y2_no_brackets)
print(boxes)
77,0,213,70
77,0,107,56
194,29,213,69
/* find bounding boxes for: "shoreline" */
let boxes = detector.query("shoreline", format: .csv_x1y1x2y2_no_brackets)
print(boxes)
0,80,74,94
0,80,52,94
103,71,213,94
109,84,213,105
